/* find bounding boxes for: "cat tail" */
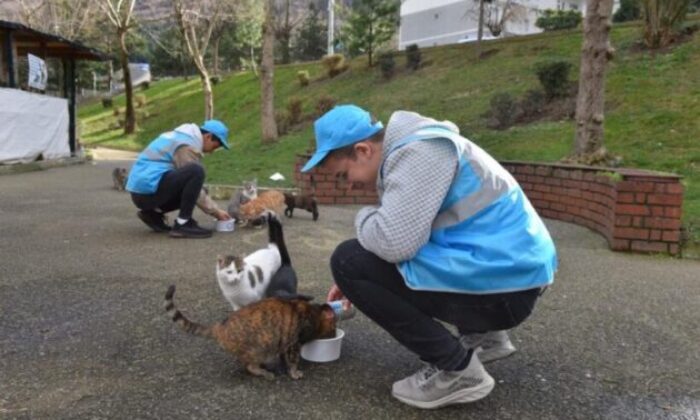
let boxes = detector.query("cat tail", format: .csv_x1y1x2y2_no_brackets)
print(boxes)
164,285,214,338
267,213,291,266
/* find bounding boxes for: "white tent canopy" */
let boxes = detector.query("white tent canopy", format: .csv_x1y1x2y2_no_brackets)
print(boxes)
0,88,70,164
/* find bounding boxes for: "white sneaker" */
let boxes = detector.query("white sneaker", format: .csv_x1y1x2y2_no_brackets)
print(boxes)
391,355,495,409
459,330,516,363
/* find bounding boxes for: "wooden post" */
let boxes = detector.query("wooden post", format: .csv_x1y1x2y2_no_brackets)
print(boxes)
4,29,16,88
63,58,77,154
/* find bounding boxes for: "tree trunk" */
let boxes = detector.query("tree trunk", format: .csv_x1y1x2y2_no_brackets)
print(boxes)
573,0,615,158
260,0,278,144
200,67,214,120
212,37,221,76
477,0,485,59
281,0,292,64
119,30,136,135
368,20,374,66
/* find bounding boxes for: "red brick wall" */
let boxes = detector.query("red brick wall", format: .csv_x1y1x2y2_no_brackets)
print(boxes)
295,154,684,255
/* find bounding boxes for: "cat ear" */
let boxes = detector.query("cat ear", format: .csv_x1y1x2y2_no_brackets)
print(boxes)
321,305,335,320
217,255,225,267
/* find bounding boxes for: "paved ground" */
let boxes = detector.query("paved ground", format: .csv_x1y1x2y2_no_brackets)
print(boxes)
1,161,699,420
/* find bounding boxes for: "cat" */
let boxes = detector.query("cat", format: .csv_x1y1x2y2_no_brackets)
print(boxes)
238,190,285,225
112,167,128,191
165,285,336,379
227,179,258,221
284,192,319,221
216,212,299,311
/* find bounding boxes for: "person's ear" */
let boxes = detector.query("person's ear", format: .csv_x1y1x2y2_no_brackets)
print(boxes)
354,141,373,161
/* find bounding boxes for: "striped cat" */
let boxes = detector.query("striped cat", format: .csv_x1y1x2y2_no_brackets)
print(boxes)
216,212,298,310
164,285,336,379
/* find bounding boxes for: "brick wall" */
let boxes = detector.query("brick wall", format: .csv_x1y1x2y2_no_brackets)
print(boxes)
295,154,684,255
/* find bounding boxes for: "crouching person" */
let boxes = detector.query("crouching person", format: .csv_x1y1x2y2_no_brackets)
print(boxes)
303,105,557,409
126,120,232,238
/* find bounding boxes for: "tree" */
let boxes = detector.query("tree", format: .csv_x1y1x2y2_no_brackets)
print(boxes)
101,0,137,135
17,0,99,41
572,0,615,162
485,0,523,37
340,0,400,67
293,3,327,61
641,0,691,49
234,5,264,74
172,0,235,119
260,0,278,143
272,0,304,64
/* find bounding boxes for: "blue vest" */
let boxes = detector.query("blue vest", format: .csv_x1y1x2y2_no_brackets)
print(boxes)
126,125,202,194
382,127,557,294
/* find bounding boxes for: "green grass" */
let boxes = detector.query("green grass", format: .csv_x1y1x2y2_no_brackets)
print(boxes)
79,22,700,244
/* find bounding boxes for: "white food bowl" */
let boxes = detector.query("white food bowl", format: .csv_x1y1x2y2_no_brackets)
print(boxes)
300,328,345,363
216,219,235,232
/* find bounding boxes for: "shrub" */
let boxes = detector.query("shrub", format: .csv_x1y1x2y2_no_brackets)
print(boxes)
488,93,519,129
140,81,150,90
275,110,291,136
135,94,147,108
297,70,310,87
287,97,303,125
519,89,546,119
642,0,691,49
210,76,220,85
315,95,337,117
101,96,113,108
535,61,573,99
613,0,642,22
378,52,396,79
322,54,348,78
535,10,582,31
406,44,422,70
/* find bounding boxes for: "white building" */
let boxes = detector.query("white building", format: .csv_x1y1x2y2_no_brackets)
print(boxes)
398,0,619,49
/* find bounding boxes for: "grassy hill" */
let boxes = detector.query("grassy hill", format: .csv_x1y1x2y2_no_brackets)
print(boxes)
78,22,700,246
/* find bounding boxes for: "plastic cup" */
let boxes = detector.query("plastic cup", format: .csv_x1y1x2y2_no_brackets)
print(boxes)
216,219,235,232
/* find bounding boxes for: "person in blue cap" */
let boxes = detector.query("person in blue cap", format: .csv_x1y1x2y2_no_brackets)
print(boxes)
127,120,232,238
302,105,557,409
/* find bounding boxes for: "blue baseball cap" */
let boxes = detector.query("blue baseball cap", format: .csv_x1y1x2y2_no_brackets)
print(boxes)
301,104,384,172
201,119,230,150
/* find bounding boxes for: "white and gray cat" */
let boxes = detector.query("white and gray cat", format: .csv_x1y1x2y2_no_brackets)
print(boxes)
227,179,258,221
216,212,300,311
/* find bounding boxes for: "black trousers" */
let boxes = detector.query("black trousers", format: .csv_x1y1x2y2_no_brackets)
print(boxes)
331,239,542,371
130,163,204,220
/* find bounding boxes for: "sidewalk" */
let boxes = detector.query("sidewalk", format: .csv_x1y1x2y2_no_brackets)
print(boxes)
0,161,698,419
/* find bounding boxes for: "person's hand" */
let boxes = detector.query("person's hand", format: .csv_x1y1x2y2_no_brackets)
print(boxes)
326,283,352,310
215,209,231,221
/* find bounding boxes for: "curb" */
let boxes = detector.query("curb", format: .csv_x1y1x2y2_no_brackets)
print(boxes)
0,157,87,176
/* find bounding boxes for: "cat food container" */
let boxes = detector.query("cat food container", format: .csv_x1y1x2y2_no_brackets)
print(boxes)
216,219,236,232
301,328,345,363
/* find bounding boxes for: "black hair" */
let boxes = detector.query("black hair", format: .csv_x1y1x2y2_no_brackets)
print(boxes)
200,128,222,144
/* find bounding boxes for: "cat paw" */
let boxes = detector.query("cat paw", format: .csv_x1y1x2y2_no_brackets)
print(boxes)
288,369,304,380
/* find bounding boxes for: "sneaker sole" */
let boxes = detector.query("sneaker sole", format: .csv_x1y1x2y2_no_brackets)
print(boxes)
476,345,516,364
169,231,212,239
392,376,496,409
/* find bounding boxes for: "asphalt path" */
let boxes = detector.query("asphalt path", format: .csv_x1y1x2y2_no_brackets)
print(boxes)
1,161,698,419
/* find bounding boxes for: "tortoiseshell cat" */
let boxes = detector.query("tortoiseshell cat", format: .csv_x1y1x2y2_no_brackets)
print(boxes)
112,167,128,191
227,179,258,221
239,190,285,225
284,192,319,221
165,285,336,379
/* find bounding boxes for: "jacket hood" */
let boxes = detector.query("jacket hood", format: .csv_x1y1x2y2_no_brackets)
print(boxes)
383,111,460,152
172,123,204,152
